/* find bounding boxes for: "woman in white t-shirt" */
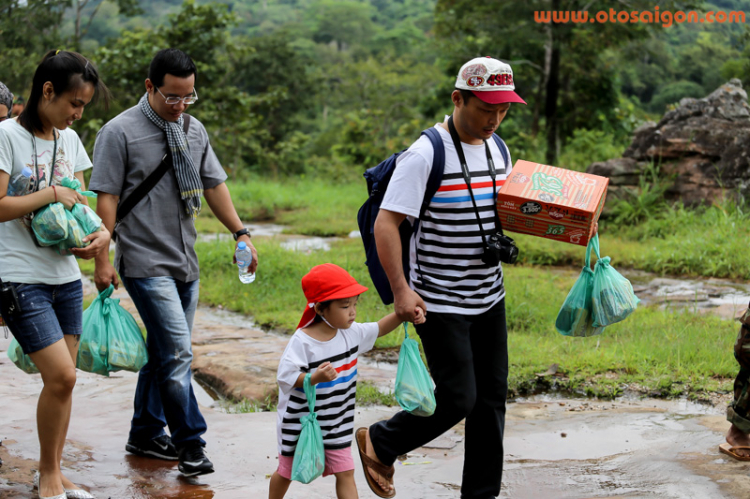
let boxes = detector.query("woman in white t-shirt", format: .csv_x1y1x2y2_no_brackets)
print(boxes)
0,50,110,499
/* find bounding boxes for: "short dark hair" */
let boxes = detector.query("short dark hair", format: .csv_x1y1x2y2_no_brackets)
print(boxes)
148,49,197,88
456,88,475,104
19,50,109,134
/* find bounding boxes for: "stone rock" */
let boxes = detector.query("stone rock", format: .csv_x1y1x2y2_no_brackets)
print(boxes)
587,79,750,207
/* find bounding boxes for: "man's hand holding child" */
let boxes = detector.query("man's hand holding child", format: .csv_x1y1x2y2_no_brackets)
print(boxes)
311,361,337,385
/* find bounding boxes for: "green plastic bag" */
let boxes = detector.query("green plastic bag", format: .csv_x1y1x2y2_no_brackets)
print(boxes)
7,337,40,374
77,285,148,376
291,373,325,484
555,234,605,337
56,178,102,256
394,323,436,417
31,202,68,246
591,236,640,327
31,177,102,255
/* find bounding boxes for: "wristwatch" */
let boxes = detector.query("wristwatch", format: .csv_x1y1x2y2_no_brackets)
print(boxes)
233,228,250,241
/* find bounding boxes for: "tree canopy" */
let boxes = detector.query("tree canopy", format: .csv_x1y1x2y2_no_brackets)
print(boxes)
0,0,747,176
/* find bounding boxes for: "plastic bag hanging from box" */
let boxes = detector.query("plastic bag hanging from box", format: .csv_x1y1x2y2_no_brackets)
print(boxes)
591,242,640,327
394,323,436,416
291,373,325,484
77,284,148,376
555,234,605,337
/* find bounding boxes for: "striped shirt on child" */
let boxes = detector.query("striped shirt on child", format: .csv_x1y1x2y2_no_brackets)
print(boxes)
276,322,379,456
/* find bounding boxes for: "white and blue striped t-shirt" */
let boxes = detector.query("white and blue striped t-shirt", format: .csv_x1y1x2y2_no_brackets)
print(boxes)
276,322,379,456
380,123,512,315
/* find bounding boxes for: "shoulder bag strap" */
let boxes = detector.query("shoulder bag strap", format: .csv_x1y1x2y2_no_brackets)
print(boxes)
115,114,191,224
412,127,445,292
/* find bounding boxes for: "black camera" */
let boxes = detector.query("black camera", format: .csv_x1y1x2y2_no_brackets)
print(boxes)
482,233,519,266
0,279,21,319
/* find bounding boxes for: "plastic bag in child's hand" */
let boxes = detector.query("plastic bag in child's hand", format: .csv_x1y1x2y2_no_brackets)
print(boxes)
77,284,148,376
555,234,605,337
291,373,325,483
7,337,40,374
590,237,640,328
395,323,436,416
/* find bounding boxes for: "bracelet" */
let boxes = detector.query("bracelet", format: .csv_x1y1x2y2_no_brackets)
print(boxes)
51,185,57,203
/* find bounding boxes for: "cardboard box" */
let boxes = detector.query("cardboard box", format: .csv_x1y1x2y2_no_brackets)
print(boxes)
496,160,608,246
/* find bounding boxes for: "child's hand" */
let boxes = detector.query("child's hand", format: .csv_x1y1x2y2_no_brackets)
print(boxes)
312,361,337,384
412,306,426,324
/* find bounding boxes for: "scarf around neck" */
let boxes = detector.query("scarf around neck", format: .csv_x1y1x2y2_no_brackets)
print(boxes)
139,93,202,219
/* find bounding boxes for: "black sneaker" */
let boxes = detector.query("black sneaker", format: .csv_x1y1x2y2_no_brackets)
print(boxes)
178,445,214,477
126,435,179,461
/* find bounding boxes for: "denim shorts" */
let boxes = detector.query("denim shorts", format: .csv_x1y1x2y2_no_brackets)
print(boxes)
0,280,83,355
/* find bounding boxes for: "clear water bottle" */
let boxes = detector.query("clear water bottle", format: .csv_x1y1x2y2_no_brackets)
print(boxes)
235,241,255,284
7,167,33,196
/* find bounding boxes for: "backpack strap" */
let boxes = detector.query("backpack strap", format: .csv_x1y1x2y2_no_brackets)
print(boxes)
420,127,445,219
411,127,445,291
491,133,509,172
115,114,192,225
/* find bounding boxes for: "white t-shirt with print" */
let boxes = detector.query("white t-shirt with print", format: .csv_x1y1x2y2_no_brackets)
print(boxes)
276,321,379,456
0,119,93,284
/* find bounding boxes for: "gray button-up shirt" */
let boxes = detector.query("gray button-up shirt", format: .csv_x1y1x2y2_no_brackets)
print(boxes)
90,106,227,281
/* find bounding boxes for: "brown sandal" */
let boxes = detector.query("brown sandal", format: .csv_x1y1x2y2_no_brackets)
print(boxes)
356,427,396,498
719,442,750,461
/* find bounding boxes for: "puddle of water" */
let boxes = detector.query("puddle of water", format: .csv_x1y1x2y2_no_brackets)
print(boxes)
197,223,360,251
554,269,750,320
515,393,724,417
192,378,219,408
197,306,257,329
506,395,723,462
279,236,333,252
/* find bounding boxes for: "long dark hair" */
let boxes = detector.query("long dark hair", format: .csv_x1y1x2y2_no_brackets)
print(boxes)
19,50,110,134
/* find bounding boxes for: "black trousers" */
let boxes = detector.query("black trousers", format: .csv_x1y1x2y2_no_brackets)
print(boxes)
370,298,509,499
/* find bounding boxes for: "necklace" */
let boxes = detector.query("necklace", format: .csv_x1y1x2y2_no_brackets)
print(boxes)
30,128,58,192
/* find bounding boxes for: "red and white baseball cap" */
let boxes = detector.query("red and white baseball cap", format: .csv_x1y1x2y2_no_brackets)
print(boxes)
455,57,527,105
297,263,369,329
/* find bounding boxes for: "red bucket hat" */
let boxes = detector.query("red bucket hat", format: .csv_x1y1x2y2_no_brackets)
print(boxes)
297,264,369,329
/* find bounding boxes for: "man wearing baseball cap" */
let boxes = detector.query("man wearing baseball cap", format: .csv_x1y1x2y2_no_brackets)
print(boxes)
357,56,524,498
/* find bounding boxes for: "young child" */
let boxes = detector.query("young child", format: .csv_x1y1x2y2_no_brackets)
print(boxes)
269,263,425,499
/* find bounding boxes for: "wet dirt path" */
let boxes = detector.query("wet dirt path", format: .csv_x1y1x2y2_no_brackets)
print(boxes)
1,351,747,499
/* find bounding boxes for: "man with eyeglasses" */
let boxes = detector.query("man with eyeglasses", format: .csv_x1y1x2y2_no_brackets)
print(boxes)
89,48,257,477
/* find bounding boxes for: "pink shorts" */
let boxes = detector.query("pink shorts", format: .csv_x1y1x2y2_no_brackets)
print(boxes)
276,447,354,479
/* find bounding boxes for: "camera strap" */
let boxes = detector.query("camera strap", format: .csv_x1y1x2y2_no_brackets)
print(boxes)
446,116,505,241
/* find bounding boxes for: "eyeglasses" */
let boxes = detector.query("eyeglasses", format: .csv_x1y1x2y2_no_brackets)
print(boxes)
154,86,198,105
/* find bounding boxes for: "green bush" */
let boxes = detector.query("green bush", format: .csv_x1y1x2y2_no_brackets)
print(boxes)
557,128,628,172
